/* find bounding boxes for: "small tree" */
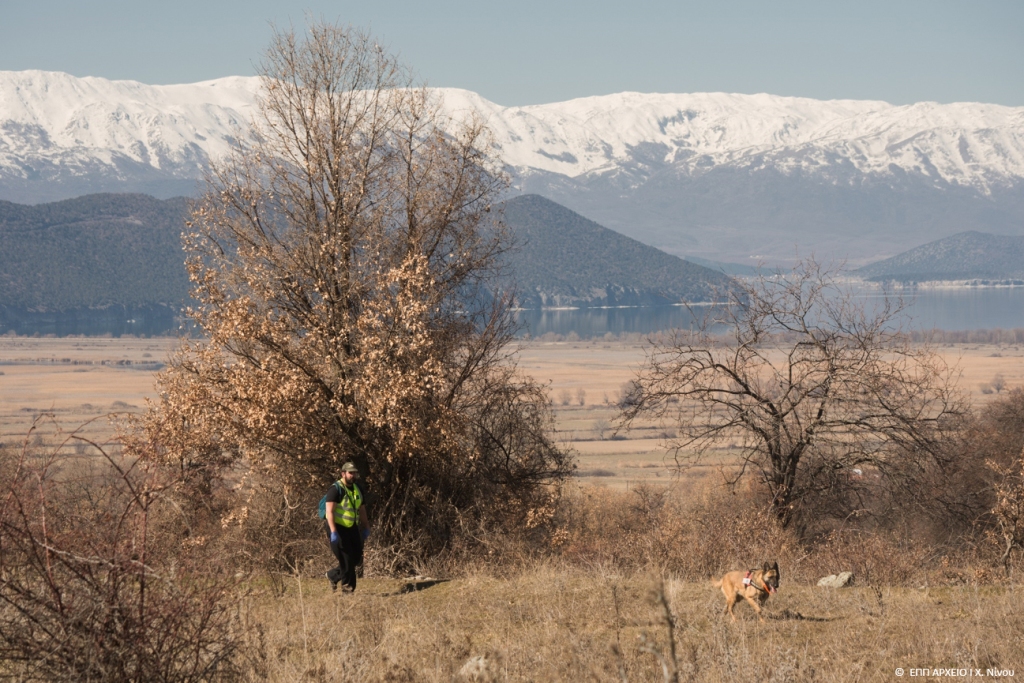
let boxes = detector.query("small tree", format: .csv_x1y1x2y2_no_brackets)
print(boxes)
132,23,571,569
622,259,965,528
0,419,244,681
988,449,1024,574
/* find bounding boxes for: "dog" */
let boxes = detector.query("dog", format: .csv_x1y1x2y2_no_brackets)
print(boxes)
713,561,780,622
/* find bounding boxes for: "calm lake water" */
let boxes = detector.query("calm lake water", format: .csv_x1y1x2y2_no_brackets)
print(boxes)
516,287,1024,338
3,287,1022,338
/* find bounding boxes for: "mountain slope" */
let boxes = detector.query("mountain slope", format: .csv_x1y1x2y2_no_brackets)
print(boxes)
499,195,734,308
0,193,191,310
2,70,1024,264
0,193,728,335
857,231,1024,282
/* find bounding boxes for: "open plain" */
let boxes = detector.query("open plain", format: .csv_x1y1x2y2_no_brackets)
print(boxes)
3,334,1024,487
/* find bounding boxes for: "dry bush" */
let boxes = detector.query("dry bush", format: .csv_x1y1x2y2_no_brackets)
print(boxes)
0,419,247,681
618,379,643,408
905,388,1024,563
988,451,1024,573
539,477,1006,588
798,528,935,586
550,478,799,581
130,22,572,575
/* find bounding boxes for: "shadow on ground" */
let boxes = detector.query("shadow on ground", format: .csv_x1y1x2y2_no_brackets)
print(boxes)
769,608,837,622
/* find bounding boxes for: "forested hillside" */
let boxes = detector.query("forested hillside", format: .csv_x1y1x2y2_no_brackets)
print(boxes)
499,195,734,308
857,231,1024,282
1,192,735,323
0,193,191,310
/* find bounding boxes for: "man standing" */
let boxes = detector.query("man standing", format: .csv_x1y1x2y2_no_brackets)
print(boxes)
324,462,370,593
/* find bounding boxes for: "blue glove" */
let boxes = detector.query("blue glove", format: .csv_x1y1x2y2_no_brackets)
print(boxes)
361,529,370,541
330,531,339,543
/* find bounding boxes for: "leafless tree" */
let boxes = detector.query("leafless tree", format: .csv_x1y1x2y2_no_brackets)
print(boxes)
0,417,244,680
129,23,571,569
621,259,966,528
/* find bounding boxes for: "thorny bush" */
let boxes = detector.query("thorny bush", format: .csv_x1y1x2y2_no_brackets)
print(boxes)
0,418,247,681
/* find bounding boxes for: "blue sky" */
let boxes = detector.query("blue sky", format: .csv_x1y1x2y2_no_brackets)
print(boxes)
2,0,1021,106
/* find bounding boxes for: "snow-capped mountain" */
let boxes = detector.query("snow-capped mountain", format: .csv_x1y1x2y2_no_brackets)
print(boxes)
440,88,1024,190
0,71,258,201
3,70,1024,264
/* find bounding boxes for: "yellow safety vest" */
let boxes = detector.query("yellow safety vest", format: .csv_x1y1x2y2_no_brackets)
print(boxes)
332,482,363,528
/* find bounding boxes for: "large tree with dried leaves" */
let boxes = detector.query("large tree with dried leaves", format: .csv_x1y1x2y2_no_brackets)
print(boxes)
621,259,966,529
132,24,571,570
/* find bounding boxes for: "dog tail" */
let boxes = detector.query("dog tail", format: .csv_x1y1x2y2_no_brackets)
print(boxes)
711,578,723,588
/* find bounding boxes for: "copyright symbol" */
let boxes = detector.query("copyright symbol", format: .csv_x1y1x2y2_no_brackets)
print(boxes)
895,669,904,677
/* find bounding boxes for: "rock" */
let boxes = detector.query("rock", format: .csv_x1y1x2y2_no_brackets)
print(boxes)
457,655,500,682
817,571,855,588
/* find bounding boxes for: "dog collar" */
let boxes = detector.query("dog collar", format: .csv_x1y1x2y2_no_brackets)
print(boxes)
744,570,771,594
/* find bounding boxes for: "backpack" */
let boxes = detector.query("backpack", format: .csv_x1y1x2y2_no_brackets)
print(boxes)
318,482,341,519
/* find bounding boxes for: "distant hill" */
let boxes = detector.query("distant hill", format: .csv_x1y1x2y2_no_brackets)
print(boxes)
0,193,736,334
681,255,760,277
856,231,1024,283
498,195,735,308
0,194,191,311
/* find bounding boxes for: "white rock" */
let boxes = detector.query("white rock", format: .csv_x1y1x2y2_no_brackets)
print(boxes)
458,655,498,682
817,571,855,588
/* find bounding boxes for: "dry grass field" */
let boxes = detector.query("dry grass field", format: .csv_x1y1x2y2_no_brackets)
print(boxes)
3,335,1023,681
520,338,1024,489
3,334,1024,483
240,566,1022,682
0,336,176,449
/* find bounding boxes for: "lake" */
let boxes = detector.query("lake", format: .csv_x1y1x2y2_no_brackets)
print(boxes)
3,286,1022,338
516,286,1024,338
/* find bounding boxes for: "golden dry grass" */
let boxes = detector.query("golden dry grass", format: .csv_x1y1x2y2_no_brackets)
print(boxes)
3,335,1024,680
4,335,1024,485
241,565,1023,682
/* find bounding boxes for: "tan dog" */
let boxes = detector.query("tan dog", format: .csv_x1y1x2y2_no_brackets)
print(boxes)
713,562,780,622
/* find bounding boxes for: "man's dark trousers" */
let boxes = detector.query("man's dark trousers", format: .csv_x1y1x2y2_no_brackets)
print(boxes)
326,524,363,591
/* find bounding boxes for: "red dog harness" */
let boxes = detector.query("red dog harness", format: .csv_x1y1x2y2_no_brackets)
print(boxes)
743,570,772,594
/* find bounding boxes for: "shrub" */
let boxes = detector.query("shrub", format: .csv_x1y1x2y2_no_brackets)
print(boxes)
0,420,246,681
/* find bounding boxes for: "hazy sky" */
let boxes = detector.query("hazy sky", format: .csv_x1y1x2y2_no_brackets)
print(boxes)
2,0,1022,106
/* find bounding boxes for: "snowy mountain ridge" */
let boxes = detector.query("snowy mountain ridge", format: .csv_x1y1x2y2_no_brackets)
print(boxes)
4,70,1024,264
442,88,1024,191
0,70,258,186
3,70,1024,197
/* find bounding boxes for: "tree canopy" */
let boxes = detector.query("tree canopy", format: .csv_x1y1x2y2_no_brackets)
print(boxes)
132,23,572,570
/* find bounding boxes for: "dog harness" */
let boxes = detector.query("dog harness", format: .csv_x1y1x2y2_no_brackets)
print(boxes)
743,570,770,593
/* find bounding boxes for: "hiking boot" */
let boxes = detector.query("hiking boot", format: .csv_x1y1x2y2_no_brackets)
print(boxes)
326,572,338,592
